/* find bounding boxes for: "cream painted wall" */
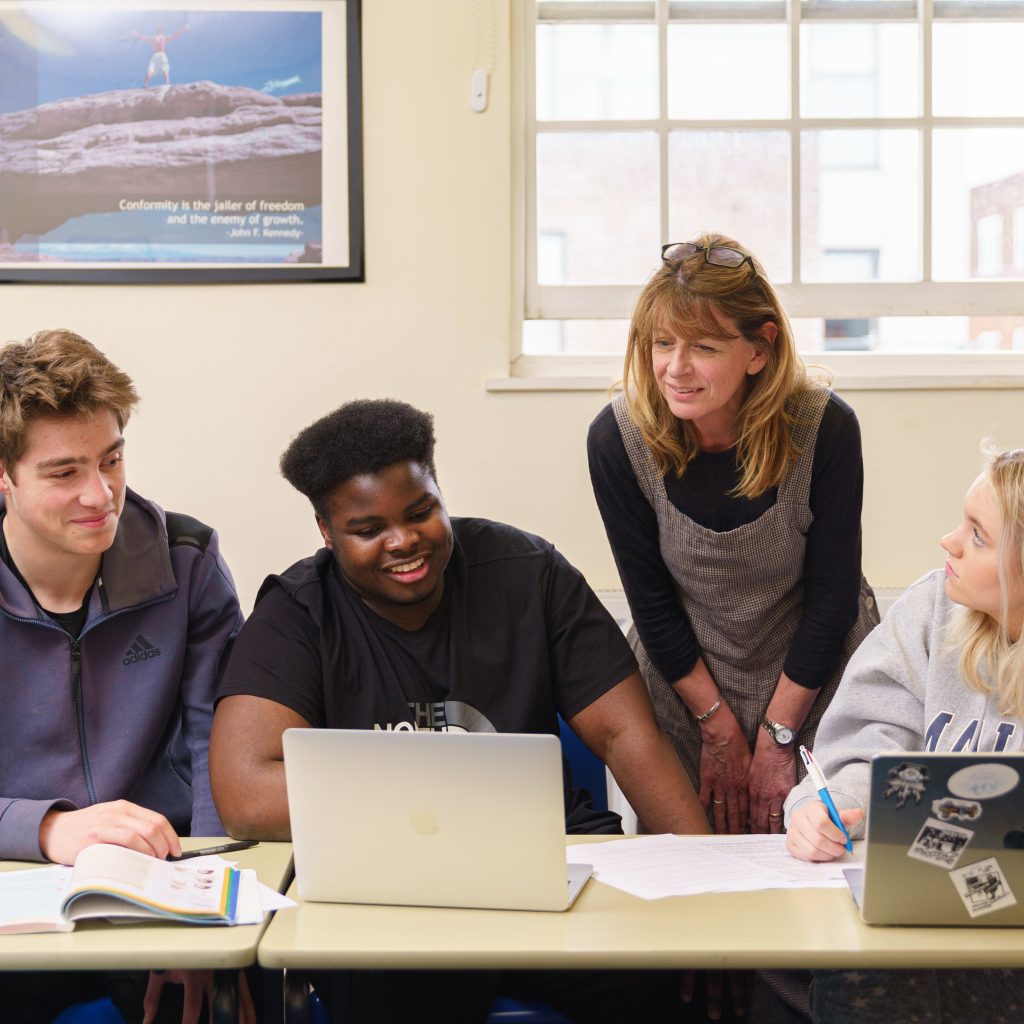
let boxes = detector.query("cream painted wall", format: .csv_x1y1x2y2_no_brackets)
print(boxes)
3,2,1023,611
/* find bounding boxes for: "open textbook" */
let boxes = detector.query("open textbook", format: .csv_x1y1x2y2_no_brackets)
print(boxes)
0,844,243,934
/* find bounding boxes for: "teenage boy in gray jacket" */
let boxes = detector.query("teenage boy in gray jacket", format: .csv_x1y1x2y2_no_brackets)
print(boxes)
0,330,245,1023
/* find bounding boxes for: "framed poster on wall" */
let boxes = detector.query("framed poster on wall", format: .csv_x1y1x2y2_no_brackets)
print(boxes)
0,0,363,281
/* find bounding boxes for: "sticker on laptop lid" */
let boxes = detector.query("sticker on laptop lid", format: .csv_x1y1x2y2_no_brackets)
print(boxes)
907,817,973,869
931,797,982,822
1004,827,1024,850
884,761,931,809
947,763,1020,801
949,857,1017,918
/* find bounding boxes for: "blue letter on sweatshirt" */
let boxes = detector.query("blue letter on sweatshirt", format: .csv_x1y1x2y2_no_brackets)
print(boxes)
924,712,954,751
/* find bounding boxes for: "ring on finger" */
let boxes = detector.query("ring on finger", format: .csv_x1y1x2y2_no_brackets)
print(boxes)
768,810,783,818
712,798,725,805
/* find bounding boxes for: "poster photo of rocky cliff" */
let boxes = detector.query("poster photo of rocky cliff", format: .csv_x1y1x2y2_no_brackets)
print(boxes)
0,0,363,281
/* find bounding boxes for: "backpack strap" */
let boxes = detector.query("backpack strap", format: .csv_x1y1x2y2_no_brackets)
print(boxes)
165,511,214,552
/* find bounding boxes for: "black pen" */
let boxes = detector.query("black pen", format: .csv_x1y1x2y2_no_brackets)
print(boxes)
167,840,259,861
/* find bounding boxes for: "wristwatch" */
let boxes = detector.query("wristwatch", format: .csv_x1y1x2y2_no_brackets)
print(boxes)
761,717,795,746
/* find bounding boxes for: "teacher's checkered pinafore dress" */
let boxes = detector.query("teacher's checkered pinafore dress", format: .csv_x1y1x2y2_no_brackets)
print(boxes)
612,386,879,802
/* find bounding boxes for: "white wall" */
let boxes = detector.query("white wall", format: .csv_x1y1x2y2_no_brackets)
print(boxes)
4,1,1023,611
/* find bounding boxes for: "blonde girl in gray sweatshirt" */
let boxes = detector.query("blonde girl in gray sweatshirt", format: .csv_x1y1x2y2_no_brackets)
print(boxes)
781,443,1024,1024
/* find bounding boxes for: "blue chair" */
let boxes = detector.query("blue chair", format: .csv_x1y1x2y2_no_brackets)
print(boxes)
51,999,125,1024
487,995,573,1022
557,715,608,810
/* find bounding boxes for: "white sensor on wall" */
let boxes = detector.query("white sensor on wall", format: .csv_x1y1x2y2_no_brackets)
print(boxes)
470,69,488,112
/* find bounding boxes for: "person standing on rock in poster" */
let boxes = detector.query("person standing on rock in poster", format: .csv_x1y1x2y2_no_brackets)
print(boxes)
130,24,189,87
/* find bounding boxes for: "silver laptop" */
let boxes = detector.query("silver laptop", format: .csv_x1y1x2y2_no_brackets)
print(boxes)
282,728,593,912
844,752,1024,926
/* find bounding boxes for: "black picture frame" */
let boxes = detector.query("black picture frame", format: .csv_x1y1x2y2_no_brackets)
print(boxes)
0,0,364,282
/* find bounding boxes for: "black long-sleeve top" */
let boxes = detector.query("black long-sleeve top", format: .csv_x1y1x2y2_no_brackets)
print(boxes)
586,392,865,689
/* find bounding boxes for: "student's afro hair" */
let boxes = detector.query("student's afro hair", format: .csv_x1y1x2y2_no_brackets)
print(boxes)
280,398,437,516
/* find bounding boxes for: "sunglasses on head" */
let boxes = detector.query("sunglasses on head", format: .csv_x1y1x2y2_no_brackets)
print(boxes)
661,242,754,270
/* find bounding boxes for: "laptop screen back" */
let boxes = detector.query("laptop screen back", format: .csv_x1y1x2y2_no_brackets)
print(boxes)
860,752,1024,926
283,728,581,911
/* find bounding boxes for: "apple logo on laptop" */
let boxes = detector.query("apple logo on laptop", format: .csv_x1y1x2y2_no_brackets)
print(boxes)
411,808,440,835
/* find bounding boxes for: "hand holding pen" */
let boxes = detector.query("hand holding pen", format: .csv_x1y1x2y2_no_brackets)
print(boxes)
787,745,860,861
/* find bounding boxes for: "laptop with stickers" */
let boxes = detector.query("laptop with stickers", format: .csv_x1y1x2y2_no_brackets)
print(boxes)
844,752,1024,926
282,728,593,912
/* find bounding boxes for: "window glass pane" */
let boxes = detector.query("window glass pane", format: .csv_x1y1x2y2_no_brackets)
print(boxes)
932,128,1024,280
667,25,789,119
536,132,659,284
522,319,630,355
976,214,1004,277
667,132,790,281
801,0,900,5
536,25,658,121
538,0,649,5
524,317,1024,355
800,130,920,281
795,316,1024,352
933,24,1024,117
800,23,919,118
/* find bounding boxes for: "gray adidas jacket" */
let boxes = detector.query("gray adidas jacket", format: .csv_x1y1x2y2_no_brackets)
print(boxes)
784,569,1023,837
0,489,243,860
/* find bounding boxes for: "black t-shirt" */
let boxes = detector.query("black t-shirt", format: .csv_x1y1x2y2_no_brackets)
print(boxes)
218,517,636,831
0,512,92,638
587,392,865,688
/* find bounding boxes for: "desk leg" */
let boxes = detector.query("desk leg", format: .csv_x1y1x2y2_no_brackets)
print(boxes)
212,970,238,1024
262,969,285,1024
283,969,311,1024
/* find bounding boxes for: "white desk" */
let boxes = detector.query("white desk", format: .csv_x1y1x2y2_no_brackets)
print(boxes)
257,835,1024,972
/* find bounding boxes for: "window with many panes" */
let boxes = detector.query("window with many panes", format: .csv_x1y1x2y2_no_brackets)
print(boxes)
515,0,1024,380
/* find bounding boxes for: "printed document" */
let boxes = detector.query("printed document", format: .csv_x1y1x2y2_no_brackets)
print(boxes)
566,834,863,900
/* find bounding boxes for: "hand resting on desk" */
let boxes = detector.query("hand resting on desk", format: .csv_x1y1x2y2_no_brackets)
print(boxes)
39,799,182,865
786,801,863,862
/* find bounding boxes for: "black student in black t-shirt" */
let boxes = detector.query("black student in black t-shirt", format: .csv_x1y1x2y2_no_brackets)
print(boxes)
210,399,714,1024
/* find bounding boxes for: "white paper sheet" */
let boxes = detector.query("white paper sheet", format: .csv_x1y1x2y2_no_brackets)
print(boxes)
566,834,863,900
229,868,297,925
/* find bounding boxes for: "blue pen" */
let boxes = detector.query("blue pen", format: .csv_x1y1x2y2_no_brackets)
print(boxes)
798,744,853,853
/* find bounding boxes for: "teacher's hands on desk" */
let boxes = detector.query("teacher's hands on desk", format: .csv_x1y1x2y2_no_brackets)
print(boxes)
786,800,864,862
38,800,182,864
747,736,796,836
697,705,752,834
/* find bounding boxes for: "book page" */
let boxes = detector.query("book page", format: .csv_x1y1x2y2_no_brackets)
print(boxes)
0,866,74,934
64,845,236,922
70,843,151,890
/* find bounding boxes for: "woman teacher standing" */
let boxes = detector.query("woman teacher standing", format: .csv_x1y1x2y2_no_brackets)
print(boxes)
587,233,879,834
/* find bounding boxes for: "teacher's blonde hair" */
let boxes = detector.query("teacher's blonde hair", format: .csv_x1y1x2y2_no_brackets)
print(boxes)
622,232,808,498
950,443,1024,720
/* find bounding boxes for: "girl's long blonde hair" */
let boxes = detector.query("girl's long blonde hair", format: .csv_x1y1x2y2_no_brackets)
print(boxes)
622,232,809,498
949,443,1024,720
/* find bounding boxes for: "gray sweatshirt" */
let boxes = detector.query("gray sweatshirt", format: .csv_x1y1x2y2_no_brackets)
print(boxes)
784,568,1023,837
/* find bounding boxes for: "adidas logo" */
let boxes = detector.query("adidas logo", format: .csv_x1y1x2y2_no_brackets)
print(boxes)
123,634,162,666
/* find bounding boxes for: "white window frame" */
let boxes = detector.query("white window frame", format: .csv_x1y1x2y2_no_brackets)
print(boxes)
501,0,1024,391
